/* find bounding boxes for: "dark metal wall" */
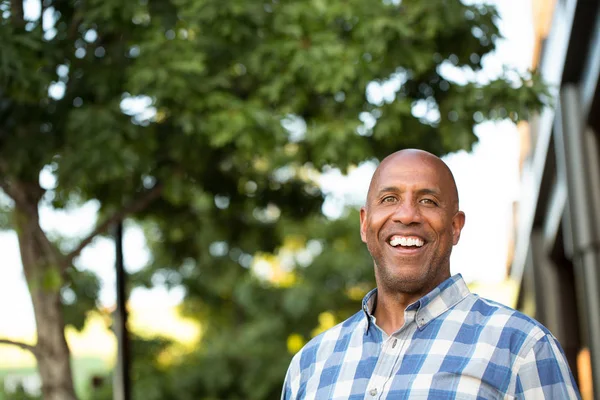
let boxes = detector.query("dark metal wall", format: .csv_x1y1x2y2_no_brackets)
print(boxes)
512,0,600,398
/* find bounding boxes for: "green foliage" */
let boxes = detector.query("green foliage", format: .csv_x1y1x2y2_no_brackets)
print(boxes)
0,193,13,231
0,0,551,398
62,268,101,331
0,382,41,400
129,211,375,398
87,336,177,400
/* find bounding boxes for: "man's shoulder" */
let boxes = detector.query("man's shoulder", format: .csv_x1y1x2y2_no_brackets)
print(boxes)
290,310,365,367
463,293,553,342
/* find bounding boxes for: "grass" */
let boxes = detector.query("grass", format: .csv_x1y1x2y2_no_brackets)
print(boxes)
0,357,110,400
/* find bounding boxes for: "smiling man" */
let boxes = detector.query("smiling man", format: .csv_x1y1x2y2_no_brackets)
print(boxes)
282,149,580,399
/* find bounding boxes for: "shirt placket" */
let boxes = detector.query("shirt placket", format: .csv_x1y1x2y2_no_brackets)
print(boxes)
364,319,414,400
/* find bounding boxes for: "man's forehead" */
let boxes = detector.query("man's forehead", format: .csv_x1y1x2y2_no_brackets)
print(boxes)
366,150,458,206
373,154,444,186
371,172,443,197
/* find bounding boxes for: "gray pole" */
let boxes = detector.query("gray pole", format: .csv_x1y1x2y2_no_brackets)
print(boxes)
560,85,600,399
113,221,131,400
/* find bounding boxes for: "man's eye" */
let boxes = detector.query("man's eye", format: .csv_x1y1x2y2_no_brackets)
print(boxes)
382,196,396,203
420,198,437,205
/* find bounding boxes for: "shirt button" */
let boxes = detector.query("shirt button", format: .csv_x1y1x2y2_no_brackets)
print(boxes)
369,388,378,396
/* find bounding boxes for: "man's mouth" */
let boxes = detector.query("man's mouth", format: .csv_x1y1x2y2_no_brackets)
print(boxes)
388,235,425,248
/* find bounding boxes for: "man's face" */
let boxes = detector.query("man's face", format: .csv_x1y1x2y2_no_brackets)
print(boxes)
359,152,465,296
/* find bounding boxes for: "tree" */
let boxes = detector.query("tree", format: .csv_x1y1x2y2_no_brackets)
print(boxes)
0,0,548,398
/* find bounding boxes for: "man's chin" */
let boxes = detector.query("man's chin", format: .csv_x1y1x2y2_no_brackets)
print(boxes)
377,267,432,294
390,279,430,295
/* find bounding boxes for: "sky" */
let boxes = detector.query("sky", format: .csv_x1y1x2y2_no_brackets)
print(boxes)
0,0,535,338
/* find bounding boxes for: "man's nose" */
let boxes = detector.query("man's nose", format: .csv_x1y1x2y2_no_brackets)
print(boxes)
392,200,421,225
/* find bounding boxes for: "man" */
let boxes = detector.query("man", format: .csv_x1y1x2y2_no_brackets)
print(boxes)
282,149,580,399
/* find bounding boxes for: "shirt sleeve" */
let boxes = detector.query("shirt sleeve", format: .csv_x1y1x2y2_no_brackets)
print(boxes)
281,368,292,400
281,354,299,400
514,333,581,399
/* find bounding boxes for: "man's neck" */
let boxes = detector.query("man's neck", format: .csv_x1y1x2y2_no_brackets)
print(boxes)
372,275,449,335
372,289,419,335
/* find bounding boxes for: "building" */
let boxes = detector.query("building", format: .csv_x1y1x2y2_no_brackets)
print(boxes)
512,0,600,398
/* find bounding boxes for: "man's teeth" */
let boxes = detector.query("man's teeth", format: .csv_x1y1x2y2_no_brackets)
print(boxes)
389,237,424,247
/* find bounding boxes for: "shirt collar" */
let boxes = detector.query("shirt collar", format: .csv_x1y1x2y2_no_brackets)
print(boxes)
361,274,470,333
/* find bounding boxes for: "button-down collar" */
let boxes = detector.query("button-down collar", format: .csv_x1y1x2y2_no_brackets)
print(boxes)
361,274,471,333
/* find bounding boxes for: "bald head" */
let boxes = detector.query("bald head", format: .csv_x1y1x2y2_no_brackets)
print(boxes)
367,149,460,212
360,148,466,300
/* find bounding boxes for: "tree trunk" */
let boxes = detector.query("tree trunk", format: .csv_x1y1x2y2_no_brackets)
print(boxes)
31,291,77,400
14,202,78,400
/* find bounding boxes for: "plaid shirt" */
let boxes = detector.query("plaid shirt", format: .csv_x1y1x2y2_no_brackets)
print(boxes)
282,274,580,399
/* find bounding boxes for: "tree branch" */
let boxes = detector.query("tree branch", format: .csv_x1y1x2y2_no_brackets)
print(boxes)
0,180,10,199
0,180,26,208
68,14,83,41
10,0,25,27
63,183,164,268
0,178,45,214
0,338,36,354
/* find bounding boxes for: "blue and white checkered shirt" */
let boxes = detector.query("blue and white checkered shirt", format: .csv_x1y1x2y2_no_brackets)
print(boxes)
282,274,580,399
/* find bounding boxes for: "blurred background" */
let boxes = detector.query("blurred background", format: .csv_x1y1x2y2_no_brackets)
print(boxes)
0,0,598,399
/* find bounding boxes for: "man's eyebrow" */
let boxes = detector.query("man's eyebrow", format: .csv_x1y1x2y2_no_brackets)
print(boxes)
375,187,441,196
375,186,400,196
416,188,441,196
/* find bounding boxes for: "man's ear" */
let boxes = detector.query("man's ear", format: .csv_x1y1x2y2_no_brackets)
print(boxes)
452,211,466,245
359,207,368,243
